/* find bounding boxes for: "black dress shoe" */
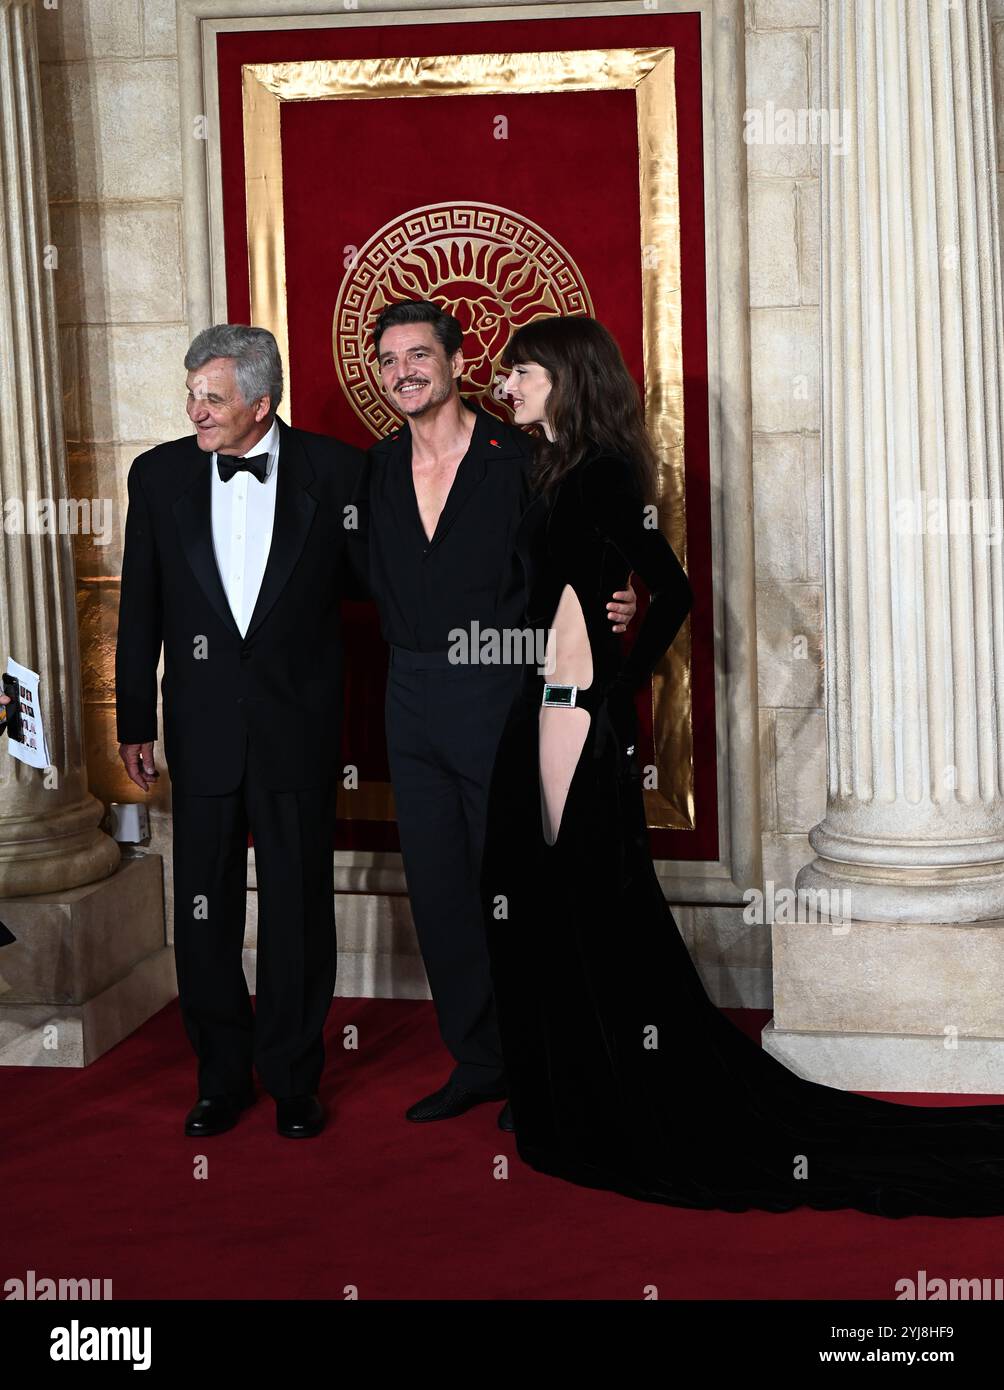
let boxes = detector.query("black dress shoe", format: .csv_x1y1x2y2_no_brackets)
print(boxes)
276,1094,325,1139
497,1101,514,1132
184,1093,253,1138
405,1081,507,1123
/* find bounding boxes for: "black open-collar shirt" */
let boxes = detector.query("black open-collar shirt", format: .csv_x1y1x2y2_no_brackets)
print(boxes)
360,401,539,653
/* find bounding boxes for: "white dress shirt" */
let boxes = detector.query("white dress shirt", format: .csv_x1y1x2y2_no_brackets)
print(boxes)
210,418,280,637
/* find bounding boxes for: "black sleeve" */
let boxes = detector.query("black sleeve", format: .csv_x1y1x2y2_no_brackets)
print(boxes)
578,454,693,693
115,457,163,744
340,449,371,601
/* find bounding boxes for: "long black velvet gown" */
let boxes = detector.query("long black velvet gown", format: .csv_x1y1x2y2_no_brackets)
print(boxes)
480,445,1004,1218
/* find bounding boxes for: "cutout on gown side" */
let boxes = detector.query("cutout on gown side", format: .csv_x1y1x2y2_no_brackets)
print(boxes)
539,584,594,846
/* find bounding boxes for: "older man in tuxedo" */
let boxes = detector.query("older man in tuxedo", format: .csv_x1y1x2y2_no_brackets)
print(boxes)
115,325,364,1139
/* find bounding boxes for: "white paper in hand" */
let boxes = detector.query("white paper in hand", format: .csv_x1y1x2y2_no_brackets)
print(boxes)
4,658,51,769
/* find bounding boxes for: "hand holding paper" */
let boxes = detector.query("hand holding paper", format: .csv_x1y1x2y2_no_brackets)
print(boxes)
1,658,51,769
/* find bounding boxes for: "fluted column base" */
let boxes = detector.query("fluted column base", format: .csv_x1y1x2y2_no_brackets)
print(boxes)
795,811,1004,922
796,855,1004,925
0,793,121,897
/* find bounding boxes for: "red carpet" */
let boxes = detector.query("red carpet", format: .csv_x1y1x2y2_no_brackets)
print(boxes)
3,1000,1004,1300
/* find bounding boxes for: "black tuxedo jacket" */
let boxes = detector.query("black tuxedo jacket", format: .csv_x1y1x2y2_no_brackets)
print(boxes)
115,417,366,795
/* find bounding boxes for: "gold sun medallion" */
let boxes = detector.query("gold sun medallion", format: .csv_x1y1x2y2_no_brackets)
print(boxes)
332,201,594,438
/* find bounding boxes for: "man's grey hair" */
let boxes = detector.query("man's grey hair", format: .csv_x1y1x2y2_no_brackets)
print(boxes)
184,324,284,417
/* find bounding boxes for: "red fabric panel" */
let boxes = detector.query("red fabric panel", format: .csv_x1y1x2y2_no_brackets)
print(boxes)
217,13,716,860
280,88,642,444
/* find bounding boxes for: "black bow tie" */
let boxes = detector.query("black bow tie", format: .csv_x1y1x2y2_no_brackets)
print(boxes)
217,452,269,484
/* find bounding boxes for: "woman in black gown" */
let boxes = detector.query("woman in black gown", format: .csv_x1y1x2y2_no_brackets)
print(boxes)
480,315,1004,1219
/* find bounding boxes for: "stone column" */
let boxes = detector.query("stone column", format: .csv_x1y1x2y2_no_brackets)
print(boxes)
0,0,119,895
805,0,1004,925
0,0,174,1068
764,0,1004,1090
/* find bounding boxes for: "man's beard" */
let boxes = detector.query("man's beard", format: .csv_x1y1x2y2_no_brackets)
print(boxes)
397,376,454,418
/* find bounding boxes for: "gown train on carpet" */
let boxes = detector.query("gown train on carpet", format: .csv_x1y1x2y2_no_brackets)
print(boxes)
481,448,1004,1219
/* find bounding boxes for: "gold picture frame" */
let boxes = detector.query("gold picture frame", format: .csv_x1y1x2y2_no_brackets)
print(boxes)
240,45,693,832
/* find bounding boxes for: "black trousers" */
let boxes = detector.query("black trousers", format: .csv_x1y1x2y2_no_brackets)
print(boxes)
385,648,521,1092
171,734,339,1101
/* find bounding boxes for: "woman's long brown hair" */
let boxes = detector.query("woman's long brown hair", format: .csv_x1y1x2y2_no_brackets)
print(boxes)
501,315,658,504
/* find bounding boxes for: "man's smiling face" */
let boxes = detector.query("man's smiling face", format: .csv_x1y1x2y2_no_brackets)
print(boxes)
377,325,462,419
186,357,268,456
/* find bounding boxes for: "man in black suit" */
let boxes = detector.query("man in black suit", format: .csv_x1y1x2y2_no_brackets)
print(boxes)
358,301,635,1129
115,324,364,1139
